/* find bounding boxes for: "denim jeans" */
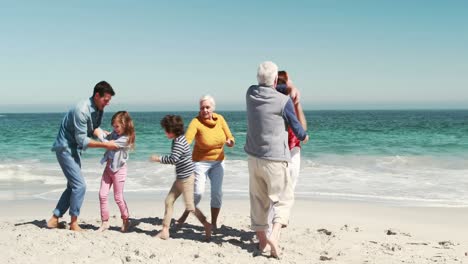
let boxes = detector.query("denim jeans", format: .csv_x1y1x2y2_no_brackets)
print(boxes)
193,161,224,208
53,150,86,217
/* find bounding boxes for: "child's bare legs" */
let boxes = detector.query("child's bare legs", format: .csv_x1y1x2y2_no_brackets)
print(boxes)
98,220,110,232
176,210,190,228
267,222,282,258
47,215,59,228
211,207,220,230
69,216,82,231
192,208,212,241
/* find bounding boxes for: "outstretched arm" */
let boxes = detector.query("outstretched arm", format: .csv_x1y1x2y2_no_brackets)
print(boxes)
73,109,118,150
87,140,119,150
184,119,197,145
287,80,301,105
221,116,235,147
283,99,308,143
159,139,185,165
295,102,307,130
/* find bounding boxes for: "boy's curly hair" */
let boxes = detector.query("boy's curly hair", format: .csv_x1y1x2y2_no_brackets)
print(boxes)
160,115,185,137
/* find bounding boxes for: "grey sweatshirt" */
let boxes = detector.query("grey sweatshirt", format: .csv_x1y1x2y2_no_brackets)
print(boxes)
244,85,307,161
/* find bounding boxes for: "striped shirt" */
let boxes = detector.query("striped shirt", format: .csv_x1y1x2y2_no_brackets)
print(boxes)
160,135,194,179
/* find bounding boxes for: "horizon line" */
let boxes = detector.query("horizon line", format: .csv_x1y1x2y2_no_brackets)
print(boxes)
2,108,468,114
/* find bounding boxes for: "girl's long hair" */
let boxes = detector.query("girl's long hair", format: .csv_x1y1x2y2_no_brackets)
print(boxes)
111,111,136,149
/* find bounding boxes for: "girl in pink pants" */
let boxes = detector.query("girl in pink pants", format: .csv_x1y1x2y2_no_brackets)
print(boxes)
95,111,136,232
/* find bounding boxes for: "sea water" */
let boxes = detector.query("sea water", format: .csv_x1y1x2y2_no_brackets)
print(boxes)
1,110,467,207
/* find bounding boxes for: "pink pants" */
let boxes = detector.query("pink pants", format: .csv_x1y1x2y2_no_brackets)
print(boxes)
99,164,129,221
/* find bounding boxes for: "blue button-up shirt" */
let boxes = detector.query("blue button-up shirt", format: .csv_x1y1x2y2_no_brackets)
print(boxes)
52,97,103,155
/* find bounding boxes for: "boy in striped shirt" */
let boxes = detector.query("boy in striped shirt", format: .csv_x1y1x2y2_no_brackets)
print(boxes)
151,115,212,240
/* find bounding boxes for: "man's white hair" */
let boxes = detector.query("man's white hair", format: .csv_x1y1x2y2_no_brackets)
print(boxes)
257,61,278,87
199,94,216,110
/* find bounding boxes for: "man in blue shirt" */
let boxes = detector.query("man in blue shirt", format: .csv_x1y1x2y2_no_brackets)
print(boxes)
47,81,119,231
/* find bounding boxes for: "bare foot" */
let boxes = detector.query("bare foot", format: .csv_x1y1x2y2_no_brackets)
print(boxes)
47,216,59,229
98,221,110,232
155,229,170,240
267,236,281,259
121,219,131,232
70,223,83,232
260,244,271,253
203,222,212,241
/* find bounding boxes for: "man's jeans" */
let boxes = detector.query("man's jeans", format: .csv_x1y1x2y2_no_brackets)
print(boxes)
53,150,86,217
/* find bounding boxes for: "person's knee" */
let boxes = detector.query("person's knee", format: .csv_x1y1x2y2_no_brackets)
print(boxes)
114,193,124,204
74,182,86,194
99,192,107,201
164,196,175,207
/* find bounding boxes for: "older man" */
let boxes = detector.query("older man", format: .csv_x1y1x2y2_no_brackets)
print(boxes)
244,61,309,258
47,81,119,231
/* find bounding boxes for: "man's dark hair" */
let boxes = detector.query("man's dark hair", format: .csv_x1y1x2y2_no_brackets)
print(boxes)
160,115,185,137
93,81,115,97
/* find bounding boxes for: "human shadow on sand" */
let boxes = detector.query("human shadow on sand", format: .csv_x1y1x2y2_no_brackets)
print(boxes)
15,219,101,231
15,220,49,228
15,218,261,256
15,219,102,231
131,217,258,255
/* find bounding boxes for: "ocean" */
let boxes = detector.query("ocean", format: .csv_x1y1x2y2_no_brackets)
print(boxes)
1,110,467,207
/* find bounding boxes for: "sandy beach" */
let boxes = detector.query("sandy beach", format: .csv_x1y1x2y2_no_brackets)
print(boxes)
1,197,467,264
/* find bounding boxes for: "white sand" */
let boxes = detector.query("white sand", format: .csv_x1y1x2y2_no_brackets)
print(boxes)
1,198,467,263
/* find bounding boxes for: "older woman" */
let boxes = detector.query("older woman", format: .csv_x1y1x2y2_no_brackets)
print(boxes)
176,95,235,230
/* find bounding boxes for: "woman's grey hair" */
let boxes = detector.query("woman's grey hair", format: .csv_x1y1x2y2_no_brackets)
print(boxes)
199,95,216,110
257,61,278,87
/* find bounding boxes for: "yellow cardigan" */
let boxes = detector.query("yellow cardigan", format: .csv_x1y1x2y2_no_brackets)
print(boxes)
185,113,235,161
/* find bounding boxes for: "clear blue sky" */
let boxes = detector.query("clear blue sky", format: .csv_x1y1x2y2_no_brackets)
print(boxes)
1,0,467,112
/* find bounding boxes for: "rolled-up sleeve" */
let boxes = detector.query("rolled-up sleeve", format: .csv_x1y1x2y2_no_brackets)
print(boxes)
73,106,91,150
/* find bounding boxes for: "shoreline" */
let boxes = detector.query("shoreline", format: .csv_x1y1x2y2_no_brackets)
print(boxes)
2,198,467,263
